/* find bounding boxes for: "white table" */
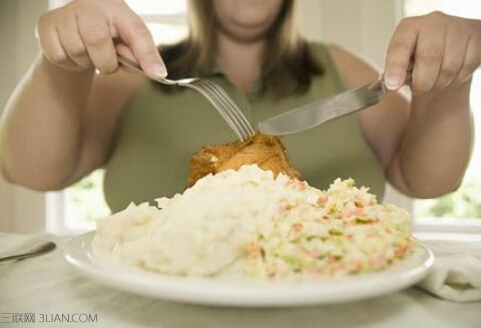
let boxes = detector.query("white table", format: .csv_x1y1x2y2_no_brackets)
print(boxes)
1,232,480,328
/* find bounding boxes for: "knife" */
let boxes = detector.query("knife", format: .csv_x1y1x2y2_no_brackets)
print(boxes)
258,72,411,136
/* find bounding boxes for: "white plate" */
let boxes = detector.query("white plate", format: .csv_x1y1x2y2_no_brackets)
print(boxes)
64,231,434,307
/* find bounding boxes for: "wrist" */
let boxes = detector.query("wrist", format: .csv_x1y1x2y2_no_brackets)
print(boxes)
412,77,472,109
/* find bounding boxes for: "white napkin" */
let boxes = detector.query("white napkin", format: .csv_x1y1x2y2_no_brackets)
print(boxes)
417,239,481,302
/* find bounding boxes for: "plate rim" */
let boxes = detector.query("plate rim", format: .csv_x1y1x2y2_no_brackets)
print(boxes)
63,231,434,307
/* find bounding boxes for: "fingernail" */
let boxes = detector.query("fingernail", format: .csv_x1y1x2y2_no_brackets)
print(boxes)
150,63,168,78
384,74,403,90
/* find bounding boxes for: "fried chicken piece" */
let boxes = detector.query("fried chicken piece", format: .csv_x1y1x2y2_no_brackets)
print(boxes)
188,133,300,186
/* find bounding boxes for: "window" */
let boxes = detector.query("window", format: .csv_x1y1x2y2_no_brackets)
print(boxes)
46,0,188,233
405,0,481,234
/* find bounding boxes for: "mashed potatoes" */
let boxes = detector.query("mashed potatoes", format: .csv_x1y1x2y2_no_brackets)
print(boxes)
92,165,412,278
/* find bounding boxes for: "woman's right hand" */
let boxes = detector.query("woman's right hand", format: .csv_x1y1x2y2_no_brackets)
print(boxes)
36,0,167,78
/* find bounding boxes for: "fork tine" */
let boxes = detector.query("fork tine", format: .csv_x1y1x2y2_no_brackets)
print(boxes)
184,83,245,140
187,81,249,140
202,80,255,136
199,84,250,140
194,81,249,139
204,90,251,140
197,80,255,139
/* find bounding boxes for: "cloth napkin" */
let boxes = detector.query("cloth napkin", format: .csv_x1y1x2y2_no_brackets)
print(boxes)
417,238,481,302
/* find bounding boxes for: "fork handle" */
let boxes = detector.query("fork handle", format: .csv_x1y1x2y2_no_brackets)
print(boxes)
117,54,162,82
0,242,56,263
118,54,178,86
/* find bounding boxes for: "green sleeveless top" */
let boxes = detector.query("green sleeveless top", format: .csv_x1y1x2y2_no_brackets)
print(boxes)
104,43,385,213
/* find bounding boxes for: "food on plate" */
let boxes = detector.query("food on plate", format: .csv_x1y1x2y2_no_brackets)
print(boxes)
92,165,413,279
188,132,300,187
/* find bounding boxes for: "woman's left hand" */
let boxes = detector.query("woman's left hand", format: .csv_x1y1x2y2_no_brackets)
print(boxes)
384,11,481,93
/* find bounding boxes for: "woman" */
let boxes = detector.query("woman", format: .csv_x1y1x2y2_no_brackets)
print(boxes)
0,0,478,212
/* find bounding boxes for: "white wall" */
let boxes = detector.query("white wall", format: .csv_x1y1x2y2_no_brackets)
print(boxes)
299,0,404,76
0,0,49,232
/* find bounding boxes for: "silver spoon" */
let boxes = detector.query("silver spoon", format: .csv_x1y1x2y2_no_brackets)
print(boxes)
0,241,56,263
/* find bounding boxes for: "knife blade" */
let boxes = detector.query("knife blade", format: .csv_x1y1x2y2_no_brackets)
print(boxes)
258,80,386,136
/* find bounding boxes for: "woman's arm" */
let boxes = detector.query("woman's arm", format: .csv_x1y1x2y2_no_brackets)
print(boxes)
0,56,143,190
387,80,472,198
0,0,163,190
382,12,478,198
0,55,94,189
327,12,478,198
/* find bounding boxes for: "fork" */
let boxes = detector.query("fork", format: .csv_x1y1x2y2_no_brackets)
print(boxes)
0,241,56,263
117,54,255,141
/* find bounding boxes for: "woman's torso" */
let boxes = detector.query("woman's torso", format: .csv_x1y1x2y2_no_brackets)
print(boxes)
104,43,385,213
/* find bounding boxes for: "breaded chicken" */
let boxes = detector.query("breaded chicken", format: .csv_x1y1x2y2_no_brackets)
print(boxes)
188,133,300,186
